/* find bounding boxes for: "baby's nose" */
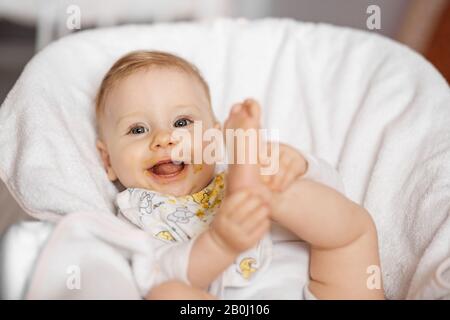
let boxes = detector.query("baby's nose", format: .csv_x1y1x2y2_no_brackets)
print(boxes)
150,130,175,150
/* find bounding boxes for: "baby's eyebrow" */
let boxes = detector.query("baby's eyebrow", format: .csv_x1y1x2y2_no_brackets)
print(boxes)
171,104,201,113
114,104,201,126
115,111,145,126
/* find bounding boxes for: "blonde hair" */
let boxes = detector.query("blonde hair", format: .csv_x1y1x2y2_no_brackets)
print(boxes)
95,50,212,135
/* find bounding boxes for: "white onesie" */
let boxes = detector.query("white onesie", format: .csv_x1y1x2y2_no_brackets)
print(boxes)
115,151,345,299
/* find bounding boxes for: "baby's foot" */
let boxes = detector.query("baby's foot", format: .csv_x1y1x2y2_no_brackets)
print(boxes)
224,99,263,196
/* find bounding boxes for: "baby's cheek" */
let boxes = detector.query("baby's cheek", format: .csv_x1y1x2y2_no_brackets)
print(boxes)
112,146,140,181
193,163,203,174
171,139,194,163
175,127,222,165
200,130,223,164
193,164,215,191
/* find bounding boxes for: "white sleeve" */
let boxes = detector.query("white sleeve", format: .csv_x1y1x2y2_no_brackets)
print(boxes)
131,234,198,298
300,150,346,194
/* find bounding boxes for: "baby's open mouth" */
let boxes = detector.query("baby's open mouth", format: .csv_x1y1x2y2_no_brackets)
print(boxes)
149,159,186,176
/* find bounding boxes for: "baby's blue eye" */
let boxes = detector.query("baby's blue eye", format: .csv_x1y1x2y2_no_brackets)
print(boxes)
174,118,193,128
129,125,148,135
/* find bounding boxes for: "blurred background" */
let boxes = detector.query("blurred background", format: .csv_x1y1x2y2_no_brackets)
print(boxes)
0,0,449,234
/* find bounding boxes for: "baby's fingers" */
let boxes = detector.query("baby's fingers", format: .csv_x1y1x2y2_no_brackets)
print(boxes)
230,195,265,223
241,205,270,231
246,218,271,244
223,190,252,212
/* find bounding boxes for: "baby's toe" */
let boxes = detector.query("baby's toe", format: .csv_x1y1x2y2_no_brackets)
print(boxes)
231,103,243,114
243,98,261,120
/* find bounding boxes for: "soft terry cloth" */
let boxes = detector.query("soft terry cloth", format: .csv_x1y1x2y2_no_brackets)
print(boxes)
0,18,449,299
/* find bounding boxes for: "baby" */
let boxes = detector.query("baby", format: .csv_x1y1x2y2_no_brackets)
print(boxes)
95,50,384,300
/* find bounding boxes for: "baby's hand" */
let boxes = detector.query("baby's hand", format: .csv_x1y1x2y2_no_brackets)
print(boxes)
261,142,308,192
209,189,270,256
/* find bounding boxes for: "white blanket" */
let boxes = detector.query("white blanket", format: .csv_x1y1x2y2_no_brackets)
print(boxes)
0,18,449,299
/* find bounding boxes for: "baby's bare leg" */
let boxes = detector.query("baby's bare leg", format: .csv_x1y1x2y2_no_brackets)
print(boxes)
271,178,384,299
146,280,217,300
223,99,263,195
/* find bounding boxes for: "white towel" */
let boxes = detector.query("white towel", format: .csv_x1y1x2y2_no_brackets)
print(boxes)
0,18,449,299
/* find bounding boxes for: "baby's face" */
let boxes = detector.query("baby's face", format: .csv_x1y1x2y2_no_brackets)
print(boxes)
96,67,220,196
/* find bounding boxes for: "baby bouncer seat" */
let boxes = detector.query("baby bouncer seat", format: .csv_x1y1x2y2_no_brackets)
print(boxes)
0,18,449,299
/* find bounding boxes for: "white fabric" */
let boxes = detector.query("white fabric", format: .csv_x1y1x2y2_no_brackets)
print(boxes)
116,177,223,242
0,221,52,299
409,257,450,300
0,18,449,299
25,211,157,299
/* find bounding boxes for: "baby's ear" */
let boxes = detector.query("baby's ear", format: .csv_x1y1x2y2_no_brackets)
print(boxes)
96,139,118,182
